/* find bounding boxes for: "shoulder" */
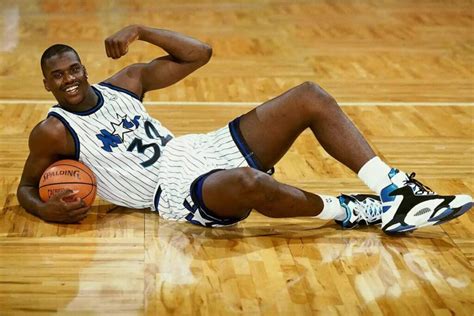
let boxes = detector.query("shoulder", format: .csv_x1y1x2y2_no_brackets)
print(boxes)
31,116,67,141
102,63,147,100
29,116,74,156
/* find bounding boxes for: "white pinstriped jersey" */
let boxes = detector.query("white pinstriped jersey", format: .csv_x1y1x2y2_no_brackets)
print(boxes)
47,83,174,209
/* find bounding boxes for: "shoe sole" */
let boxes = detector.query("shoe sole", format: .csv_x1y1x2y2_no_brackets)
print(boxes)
383,201,473,234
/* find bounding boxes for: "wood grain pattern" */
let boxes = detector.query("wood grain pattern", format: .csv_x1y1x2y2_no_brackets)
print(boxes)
0,0,473,102
0,0,473,315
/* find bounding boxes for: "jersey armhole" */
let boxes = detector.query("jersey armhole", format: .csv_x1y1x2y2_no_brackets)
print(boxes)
47,112,81,160
98,82,144,101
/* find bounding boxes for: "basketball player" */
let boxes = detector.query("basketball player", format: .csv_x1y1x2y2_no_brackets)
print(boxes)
17,24,472,233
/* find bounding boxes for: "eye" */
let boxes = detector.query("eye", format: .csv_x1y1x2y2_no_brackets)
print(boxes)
71,66,81,73
52,72,63,79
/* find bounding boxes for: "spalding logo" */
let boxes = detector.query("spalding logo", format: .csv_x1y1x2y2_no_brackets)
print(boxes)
43,169,81,181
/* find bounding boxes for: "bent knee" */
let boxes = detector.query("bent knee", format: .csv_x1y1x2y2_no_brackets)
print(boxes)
296,81,335,103
295,81,338,115
235,167,266,191
234,167,275,200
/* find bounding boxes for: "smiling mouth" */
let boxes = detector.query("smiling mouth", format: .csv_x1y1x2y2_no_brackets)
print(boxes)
64,84,80,95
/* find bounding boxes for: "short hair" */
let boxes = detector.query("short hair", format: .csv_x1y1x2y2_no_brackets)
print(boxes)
40,44,81,76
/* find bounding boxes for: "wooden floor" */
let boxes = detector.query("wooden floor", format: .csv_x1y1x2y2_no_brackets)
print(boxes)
0,0,473,315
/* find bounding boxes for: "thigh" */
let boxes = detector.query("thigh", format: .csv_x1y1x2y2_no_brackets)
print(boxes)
238,83,311,170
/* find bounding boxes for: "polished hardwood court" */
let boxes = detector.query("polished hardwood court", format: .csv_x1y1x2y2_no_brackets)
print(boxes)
0,0,473,315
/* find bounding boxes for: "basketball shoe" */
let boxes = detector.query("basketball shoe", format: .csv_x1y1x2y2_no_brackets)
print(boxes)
336,194,383,229
381,169,473,234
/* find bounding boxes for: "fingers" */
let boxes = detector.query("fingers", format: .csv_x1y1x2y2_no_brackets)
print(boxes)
105,39,115,59
104,25,140,59
43,191,92,223
110,40,121,59
105,39,111,58
62,207,90,224
62,203,90,223
105,39,116,59
104,38,128,59
62,196,85,210
46,204,90,224
69,205,90,217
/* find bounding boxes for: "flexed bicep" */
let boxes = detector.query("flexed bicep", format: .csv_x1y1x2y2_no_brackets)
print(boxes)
140,54,211,92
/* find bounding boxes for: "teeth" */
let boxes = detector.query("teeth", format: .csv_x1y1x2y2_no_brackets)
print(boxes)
65,85,79,92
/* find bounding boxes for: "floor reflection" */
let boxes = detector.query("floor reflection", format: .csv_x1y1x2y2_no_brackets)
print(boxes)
150,218,472,310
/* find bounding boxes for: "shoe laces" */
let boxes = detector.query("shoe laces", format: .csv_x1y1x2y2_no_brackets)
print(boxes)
356,198,382,223
404,172,435,195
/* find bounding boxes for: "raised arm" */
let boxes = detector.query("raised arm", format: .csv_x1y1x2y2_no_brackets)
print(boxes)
103,24,212,96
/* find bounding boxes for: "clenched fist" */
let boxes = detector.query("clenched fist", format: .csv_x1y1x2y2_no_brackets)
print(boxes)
104,24,141,59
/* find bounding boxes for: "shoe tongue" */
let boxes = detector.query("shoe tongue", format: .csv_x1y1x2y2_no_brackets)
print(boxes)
391,171,410,187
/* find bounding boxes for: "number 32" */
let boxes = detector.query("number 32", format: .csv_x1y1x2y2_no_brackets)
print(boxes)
127,121,172,167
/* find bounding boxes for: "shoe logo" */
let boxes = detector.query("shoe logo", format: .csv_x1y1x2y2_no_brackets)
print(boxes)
413,207,431,217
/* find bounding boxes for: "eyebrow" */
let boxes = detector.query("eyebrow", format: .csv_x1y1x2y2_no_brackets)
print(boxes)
49,63,81,75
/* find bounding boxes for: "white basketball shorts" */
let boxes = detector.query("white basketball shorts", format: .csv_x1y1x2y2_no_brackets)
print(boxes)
151,117,274,227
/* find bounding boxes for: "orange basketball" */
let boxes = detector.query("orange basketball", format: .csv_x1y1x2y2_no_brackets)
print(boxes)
39,159,97,207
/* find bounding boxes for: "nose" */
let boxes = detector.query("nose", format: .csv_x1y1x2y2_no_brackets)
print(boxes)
64,71,76,84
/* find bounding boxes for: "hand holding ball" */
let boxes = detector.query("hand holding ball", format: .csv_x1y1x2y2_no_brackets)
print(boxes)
39,160,97,206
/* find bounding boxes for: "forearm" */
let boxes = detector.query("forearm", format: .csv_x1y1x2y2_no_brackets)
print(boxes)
137,25,212,63
17,185,46,219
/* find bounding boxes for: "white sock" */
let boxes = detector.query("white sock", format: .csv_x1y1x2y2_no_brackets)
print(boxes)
358,156,392,195
316,195,346,220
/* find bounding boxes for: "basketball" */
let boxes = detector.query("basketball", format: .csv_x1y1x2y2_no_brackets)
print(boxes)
39,159,97,206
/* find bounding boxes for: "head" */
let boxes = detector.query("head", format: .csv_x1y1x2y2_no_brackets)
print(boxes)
41,44,90,106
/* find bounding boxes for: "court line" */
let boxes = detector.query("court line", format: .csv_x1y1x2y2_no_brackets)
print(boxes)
0,99,473,107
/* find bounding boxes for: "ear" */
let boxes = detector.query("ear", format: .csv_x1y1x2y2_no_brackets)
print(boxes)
43,78,51,92
84,66,88,79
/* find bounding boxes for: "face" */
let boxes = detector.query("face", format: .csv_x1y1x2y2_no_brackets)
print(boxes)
42,51,90,107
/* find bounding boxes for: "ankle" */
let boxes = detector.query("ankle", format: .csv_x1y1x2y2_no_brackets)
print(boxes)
358,156,392,195
315,195,346,220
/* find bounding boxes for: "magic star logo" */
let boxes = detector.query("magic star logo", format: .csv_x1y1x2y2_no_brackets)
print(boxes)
96,114,141,152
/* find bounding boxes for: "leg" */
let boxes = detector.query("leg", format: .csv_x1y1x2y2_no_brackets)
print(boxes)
201,168,385,228
239,81,375,172
199,82,378,221
202,167,324,218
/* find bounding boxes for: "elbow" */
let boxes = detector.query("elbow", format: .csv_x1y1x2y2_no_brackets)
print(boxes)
183,44,212,65
200,44,213,64
16,184,22,199
16,184,26,206
16,186,26,212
